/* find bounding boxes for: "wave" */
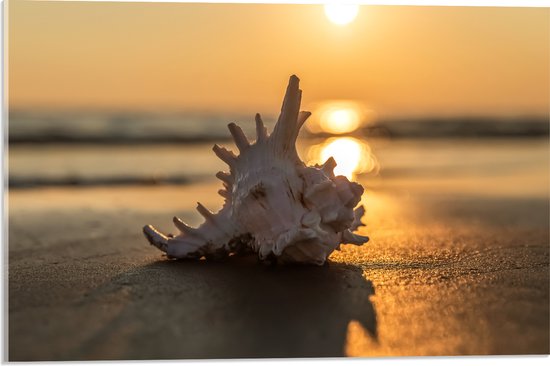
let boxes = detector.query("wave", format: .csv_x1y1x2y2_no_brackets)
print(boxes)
8,174,207,189
363,117,549,139
8,111,548,144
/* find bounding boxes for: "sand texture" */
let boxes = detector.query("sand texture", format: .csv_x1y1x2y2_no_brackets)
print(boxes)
7,183,550,360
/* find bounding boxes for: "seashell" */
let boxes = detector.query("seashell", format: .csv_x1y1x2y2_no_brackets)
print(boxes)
143,75,369,265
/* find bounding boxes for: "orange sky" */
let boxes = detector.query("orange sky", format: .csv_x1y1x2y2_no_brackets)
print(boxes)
8,1,550,118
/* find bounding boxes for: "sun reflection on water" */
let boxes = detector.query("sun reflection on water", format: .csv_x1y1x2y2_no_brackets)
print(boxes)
307,137,379,180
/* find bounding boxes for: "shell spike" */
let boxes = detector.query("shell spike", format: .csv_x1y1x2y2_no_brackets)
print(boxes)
255,113,268,142
143,225,169,252
213,144,237,168
216,171,233,184
341,229,369,245
321,157,337,176
196,202,215,221
218,189,230,199
351,205,366,231
297,111,312,129
173,216,197,235
227,122,250,152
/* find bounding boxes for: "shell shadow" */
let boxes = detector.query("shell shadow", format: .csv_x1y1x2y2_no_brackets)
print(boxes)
100,255,377,359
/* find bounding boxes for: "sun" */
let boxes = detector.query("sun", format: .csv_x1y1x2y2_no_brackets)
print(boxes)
324,3,360,26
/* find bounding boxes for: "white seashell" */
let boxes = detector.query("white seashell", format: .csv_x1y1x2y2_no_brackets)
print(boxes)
143,75,369,265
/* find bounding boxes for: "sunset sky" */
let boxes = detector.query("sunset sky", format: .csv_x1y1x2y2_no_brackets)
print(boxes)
8,1,549,118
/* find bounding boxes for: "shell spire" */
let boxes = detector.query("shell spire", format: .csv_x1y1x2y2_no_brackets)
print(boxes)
143,75,369,265
270,75,310,160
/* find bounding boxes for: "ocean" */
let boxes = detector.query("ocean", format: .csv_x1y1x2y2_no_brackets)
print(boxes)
7,111,549,199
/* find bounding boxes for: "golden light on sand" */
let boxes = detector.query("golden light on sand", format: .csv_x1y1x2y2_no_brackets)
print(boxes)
324,3,360,26
306,101,372,135
307,137,378,180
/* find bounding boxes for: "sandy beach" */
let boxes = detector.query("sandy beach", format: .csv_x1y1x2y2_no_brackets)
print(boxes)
8,167,549,359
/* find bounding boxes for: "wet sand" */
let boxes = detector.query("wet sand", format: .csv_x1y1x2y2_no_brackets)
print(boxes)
7,178,549,360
